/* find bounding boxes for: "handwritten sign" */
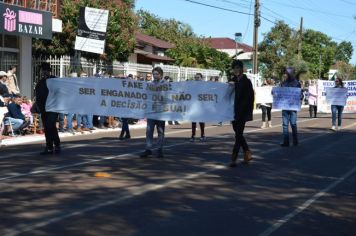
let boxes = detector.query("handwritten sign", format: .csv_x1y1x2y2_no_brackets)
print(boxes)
317,80,356,113
325,87,348,106
255,86,273,104
272,87,301,111
46,78,235,122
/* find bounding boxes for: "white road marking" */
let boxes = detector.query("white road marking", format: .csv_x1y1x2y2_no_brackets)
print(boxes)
259,163,356,236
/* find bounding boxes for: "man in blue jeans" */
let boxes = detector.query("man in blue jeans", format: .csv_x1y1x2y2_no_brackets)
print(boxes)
140,67,166,158
280,67,302,147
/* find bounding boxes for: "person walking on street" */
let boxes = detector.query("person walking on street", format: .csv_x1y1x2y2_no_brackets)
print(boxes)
280,67,302,147
35,63,61,155
119,118,131,140
331,77,346,131
260,78,273,128
228,60,254,167
190,73,206,142
140,67,166,158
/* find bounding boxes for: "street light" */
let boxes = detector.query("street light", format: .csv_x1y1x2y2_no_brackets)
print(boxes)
234,33,242,59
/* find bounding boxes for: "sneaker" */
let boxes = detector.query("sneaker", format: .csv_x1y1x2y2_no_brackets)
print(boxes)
140,150,152,158
58,129,65,133
40,148,53,155
280,141,289,147
337,126,341,131
200,136,206,142
190,137,195,142
66,128,75,135
125,135,131,139
331,126,336,131
174,121,180,125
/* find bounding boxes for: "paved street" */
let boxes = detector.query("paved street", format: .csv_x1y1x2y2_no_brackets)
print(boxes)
0,109,355,236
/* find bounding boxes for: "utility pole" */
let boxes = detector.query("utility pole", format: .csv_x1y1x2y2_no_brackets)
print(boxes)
298,17,303,60
252,0,260,75
319,54,322,79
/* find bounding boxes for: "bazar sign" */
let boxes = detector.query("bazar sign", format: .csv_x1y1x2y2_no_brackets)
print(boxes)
0,2,52,39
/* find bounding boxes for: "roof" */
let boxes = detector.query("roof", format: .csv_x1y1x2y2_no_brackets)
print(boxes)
135,49,174,62
135,32,175,49
205,38,253,52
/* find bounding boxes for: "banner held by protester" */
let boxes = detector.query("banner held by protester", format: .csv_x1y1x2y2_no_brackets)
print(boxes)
46,78,235,122
272,87,302,111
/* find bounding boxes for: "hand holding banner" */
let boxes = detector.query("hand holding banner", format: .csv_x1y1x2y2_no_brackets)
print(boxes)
272,87,301,111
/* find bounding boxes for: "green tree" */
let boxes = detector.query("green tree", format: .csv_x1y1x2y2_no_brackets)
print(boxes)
258,21,299,79
335,41,353,63
33,0,137,62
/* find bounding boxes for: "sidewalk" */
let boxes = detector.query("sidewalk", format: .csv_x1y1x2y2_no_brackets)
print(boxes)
0,106,308,147
1,120,148,147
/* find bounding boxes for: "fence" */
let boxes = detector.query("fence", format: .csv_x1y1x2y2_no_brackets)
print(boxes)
32,56,224,86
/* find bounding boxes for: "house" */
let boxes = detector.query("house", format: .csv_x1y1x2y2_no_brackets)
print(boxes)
129,32,175,65
205,37,253,71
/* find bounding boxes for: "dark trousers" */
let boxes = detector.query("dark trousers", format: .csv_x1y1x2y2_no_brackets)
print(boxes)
41,112,60,149
309,105,317,118
232,120,249,155
192,122,205,137
120,118,130,137
261,105,272,122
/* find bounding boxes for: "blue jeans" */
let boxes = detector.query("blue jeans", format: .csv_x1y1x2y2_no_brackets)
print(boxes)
4,117,23,131
86,115,93,129
77,114,88,128
58,113,65,130
282,110,298,143
331,105,344,126
66,113,74,129
146,119,165,151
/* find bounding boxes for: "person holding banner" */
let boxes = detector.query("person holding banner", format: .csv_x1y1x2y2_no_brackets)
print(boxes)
228,60,254,167
35,63,61,155
190,73,206,142
260,79,273,128
308,80,318,118
330,77,346,131
140,67,167,158
280,67,302,147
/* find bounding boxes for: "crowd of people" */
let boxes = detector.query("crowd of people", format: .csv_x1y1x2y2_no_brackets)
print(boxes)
1,61,348,165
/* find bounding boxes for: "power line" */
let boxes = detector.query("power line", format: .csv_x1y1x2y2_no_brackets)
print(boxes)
261,5,298,27
181,0,253,16
213,0,251,9
242,0,253,42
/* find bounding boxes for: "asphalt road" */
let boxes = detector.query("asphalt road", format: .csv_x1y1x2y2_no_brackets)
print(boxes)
0,109,355,236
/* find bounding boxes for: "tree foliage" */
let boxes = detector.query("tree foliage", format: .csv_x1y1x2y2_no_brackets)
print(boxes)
259,21,353,80
33,0,137,62
137,10,231,72
335,41,353,63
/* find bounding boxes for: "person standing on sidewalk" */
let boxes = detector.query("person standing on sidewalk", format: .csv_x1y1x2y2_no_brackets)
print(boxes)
331,77,346,131
308,80,318,118
260,78,273,129
190,73,206,142
280,67,302,147
140,67,166,158
35,62,61,155
228,60,254,167
119,118,131,140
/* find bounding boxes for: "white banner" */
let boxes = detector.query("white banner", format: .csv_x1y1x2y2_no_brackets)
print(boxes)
317,80,356,113
272,87,301,111
46,78,235,122
255,86,273,104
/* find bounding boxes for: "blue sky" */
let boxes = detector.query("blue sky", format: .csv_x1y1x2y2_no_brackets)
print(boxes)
135,0,356,64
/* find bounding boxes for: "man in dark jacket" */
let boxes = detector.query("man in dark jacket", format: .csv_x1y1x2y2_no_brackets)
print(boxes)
228,60,254,167
280,67,301,147
0,71,10,96
35,62,60,155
